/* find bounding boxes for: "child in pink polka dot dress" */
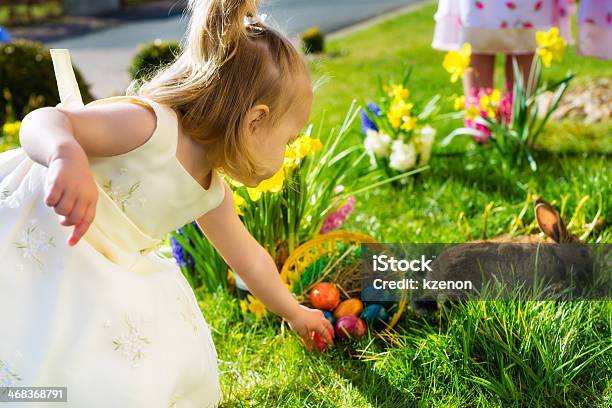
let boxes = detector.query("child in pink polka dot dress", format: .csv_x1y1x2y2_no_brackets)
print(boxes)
433,0,572,95
578,0,612,60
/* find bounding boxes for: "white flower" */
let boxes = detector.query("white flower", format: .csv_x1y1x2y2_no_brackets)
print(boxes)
103,180,142,213
112,315,151,366
13,220,55,266
420,125,437,140
0,359,21,387
364,129,392,159
389,140,417,171
414,125,436,165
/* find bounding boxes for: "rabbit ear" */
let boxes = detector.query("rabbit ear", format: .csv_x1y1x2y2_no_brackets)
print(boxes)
535,199,567,243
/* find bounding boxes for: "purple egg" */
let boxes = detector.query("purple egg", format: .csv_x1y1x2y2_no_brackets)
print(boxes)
335,315,366,340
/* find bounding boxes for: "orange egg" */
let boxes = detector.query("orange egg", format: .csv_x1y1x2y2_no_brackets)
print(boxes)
333,298,364,319
310,282,340,310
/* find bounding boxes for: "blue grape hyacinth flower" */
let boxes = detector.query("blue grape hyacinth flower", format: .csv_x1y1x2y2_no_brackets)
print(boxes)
361,103,381,134
0,27,11,43
170,222,200,268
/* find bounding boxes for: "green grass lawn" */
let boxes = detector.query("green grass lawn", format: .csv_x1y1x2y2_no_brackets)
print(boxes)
198,3,611,407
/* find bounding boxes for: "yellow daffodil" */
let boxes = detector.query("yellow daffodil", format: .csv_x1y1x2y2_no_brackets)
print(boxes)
240,299,248,314
385,84,410,102
233,191,246,215
400,116,417,131
246,166,285,201
387,99,414,129
454,95,466,111
466,105,480,121
247,295,267,320
2,121,20,137
490,89,501,104
443,43,472,83
536,27,567,68
284,135,323,169
234,134,322,202
310,138,323,152
246,188,262,201
1,121,21,152
227,269,236,287
479,89,501,118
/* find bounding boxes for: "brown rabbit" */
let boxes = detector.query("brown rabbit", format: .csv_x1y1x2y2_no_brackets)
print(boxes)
414,198,594,312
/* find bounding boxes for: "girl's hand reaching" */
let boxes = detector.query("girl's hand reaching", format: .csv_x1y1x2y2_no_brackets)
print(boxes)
20,102,159,248
44,146,98,247
287,304,335,351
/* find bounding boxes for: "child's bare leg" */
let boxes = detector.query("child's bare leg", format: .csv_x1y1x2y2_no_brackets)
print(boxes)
505,53,535,92
463,53,495,96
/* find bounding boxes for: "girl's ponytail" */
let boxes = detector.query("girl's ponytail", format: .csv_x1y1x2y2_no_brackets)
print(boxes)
138,0,308,183
186,0,260,84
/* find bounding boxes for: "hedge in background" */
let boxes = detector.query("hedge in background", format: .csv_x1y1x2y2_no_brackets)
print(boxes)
129,40,180,83
301,27,325,54
0,39,93,128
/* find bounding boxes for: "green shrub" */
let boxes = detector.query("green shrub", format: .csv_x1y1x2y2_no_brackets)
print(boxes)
129,40,180,83
300,27,325,54
0,39,93,129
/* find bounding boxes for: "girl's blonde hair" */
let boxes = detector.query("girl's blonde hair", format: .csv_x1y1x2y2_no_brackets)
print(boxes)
137,0,308,180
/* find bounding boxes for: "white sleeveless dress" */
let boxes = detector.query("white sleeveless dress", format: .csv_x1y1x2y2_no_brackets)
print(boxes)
0,50,225,407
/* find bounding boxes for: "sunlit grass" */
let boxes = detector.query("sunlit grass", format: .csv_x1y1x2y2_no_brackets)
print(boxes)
197,3,611,407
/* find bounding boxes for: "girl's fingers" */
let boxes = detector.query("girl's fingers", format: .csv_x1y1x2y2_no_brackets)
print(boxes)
319,322,334,345
301,333,315,351
54,193,76,217
69,218,91,247
65,199,87,226
83,202,96,226
68,203,96,246
45,185,63,207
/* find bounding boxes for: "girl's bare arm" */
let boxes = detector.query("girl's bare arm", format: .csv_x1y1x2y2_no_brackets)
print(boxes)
19,102,157,245
197,182,334,349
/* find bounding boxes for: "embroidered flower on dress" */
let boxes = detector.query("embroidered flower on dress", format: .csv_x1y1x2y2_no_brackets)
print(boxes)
112,315,151,366
102,179,143,213
0,359,22,387
13,220,55,267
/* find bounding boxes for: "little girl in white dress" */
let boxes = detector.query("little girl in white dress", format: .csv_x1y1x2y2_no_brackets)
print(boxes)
0,0,334,406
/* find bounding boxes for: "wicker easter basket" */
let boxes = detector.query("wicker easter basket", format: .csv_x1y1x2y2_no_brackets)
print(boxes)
280,231,406,331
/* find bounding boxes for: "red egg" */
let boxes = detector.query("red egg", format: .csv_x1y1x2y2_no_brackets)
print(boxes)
335,315,367,340
312,332,328,352
310,282,340,310
333,298,364,320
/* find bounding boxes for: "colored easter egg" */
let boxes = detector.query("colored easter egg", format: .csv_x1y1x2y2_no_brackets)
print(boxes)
333,298,364,320
361,285,396,307
310,282,340,310
322,310,336,325
335,315,367,340
360,304,390,329
312,331,328,352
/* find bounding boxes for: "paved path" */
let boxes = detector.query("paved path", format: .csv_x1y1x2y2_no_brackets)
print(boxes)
48,0,421,97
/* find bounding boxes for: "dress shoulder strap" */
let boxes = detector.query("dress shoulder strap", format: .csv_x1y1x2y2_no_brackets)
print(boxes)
51,49,181,161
